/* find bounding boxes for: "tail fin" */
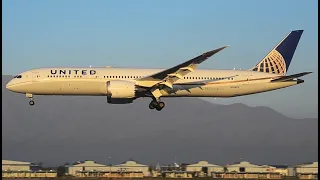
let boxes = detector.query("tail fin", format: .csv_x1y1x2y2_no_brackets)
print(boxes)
250,30,303,75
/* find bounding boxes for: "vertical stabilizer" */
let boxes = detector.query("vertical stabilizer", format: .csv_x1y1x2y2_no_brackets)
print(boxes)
250,30,303,75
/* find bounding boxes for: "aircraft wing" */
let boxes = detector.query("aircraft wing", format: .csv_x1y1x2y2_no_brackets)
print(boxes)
136,46,229,88
270,72,312,82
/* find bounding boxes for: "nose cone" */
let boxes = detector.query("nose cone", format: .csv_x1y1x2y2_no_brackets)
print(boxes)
6,80,15,91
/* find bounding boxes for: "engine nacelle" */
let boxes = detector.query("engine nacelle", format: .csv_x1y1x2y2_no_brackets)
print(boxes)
106,80,136,104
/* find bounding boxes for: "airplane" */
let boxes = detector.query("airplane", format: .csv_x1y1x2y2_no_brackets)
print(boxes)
6,30,312,111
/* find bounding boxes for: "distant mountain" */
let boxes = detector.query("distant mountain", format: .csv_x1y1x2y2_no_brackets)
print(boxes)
2,75,318,166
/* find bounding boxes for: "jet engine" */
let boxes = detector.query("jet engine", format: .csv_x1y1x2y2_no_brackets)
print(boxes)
106,80,136,104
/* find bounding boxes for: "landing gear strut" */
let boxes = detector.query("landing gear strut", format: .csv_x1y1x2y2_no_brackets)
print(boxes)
149,100,165,111
26,93,35,106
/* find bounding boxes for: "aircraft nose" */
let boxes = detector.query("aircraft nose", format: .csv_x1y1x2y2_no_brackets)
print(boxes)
6,81,14,91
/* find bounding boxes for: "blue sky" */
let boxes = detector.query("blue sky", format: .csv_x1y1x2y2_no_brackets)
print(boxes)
2,0,318,118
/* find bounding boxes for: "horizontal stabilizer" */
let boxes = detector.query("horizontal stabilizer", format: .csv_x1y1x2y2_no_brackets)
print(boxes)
271,72,312,82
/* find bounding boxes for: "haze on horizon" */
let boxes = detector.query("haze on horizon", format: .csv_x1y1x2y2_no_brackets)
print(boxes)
2,0,318,118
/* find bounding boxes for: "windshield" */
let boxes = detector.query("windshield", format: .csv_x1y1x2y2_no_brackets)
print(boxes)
13,75,22,78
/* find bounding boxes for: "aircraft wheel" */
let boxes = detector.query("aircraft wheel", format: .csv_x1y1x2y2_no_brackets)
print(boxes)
29,100,35,106
149,103,155,109
156,102,165,111
149,101,157,110
156,106,162,111
158,101,165,108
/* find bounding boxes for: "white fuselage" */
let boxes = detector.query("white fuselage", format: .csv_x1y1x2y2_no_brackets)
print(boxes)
6,67,299,98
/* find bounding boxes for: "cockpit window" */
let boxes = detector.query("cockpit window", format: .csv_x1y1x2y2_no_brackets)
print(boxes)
14,75,22,78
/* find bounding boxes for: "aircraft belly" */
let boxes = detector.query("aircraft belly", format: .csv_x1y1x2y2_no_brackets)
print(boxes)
26,80,106,95
164,84,233,97
232,81,297,96
164,81,297,97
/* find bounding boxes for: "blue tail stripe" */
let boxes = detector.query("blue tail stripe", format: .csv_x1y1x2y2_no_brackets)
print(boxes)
275,30,303,70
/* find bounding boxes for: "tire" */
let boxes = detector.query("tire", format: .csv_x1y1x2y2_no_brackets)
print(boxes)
29,100,35,106
149,103,155,109
156,102,165,111
156,106,162,111
158,102,165,108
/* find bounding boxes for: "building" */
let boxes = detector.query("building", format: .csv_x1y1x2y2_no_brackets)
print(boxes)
296,162,318,179
212,172,281,179
271,165,289,176
2,160,56,178
2,160,33,171
186,161,224,177
226,161,276,173
2,170,57,178
113,161,150,177
210,161,282,179
66,160,109,176
161,171,194,178
66,160,150,177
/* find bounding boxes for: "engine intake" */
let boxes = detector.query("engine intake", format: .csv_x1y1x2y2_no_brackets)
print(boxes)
106,80,136,104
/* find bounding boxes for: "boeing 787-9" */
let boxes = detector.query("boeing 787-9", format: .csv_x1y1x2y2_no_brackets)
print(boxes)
6,30,311,111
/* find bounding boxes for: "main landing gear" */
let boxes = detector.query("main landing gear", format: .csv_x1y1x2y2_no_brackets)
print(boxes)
26,93,35,106
149,100,165,111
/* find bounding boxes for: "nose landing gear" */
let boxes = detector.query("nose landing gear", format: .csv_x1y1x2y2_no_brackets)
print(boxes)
26,93,35,106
